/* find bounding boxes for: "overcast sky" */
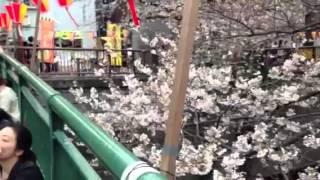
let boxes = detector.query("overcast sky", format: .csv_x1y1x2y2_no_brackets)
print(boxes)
46,0,96,32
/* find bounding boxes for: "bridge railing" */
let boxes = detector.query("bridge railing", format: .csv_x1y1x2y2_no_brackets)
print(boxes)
0,52,166,180
4,46,151,77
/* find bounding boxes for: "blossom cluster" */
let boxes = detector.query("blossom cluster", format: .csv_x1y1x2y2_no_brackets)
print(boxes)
69,0,320,178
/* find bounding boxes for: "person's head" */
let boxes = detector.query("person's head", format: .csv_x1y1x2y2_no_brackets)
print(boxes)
28,36,34,43
0,122,35,163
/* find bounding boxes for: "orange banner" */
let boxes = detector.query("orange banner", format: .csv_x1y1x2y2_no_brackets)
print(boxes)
39,18,55,63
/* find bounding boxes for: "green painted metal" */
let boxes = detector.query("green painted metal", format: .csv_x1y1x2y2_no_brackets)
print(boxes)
0,53,167,180
20,86,53,179
53,130,100,180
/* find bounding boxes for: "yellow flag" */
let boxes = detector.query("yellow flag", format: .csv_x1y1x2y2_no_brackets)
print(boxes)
19,3,27,24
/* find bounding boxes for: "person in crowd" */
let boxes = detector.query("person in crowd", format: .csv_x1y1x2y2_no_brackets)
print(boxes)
52,55,60,72
23,41,31,65
0,122,44,180
0,77,20,121
28,36,44,73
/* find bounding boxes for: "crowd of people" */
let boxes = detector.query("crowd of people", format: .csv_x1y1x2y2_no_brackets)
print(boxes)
0,76,43,180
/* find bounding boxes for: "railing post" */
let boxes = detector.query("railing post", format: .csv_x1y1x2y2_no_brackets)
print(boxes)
76,58,80,76
132,51,136,74
142,50,146,65
107,52,112,77
93,50,99,72
41,50,44,73
35,48,39,75
50,110,63,180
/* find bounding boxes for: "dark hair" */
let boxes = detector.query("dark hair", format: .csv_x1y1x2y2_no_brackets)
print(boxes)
0,108,13,124
0,77,6,86
0,123,36,162
28,36,34,43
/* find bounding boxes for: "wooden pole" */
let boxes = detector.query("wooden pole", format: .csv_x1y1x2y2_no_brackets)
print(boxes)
160,0,200,179
31,0,41,73
16,24,24,62
14,0,24,63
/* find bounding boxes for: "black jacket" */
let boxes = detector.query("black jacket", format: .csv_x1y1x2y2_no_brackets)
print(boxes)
7,160,44,180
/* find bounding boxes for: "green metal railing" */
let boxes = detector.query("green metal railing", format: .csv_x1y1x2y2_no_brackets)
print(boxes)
0,53,166,180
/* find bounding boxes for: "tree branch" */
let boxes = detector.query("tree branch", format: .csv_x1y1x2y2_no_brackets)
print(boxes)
271,91,320,116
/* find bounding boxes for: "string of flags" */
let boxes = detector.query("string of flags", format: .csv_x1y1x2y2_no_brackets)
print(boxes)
32,0,49,13
0,0,140,31
0,2,28,31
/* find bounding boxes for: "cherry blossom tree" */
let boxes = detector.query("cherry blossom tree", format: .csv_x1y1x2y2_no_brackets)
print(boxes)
71,0,320,179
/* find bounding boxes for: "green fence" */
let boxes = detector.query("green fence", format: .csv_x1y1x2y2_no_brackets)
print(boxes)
0,53,166,180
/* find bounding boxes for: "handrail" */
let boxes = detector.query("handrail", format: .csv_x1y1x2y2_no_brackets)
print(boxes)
0,53,166,180
3,45,150,52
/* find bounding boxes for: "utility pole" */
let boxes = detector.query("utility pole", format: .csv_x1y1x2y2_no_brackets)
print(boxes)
31,0,41,73
160,0,200,179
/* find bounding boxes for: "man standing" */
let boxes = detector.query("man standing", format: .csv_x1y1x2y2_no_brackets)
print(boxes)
0,77,20,121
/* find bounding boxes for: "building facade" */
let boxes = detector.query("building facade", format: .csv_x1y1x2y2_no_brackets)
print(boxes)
0,0,97,47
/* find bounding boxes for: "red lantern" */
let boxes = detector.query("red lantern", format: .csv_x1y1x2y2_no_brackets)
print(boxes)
11,2,28,24
1,13,9,30
57,0,73,6
4,5,14,20
32,0,49,13
128,0,140,27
